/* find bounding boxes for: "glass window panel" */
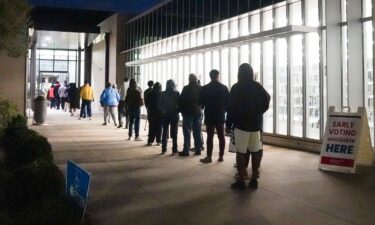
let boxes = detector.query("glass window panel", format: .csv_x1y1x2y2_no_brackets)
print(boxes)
263,40,274,133
229,0,238,17
220,0,229,20
54,60,68,71
167,39,172,53
221,48,229,86
190,0,197,29
262,10,273,31
240,44,249,64
251,42,261,82
197,29,204,46
172,37,178,51
290,1,302,25
172,58,178,88
197,0,204,27
39,50,54,60
239,0,249,14
191,54,197,75
178,35,184,50
197,53,204,84
230,19,239,39
230,47,238,88
205,27,212,44
212,0,220,22
363,0,372,17
221,21,229,41
204,0,212,25
68,61,76,82
240,16,249,36
306,0,319,27
184,55,190,85
178,57,184,91
342,26,349,106
183,0,190,31
249,0,260,11
306,33,321,139
212,50,220,72
162,41,167,54
68,51,77,60
364,21,374,144
162,60,168,90
184,33,190,49
250,14,260,34
341,0,347,22
290,35,303,137
158,61,163,83
276,38,288,135
190,31,197,48
213,24,220,43
275,6,287,28
204,51,212,85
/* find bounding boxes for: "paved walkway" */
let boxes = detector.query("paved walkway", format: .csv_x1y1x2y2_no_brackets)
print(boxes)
30,109,375,225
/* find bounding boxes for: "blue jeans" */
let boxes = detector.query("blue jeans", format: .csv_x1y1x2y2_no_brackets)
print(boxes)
81,99,92,117
162,113,179,152
182,114,202,153
128,107,140,137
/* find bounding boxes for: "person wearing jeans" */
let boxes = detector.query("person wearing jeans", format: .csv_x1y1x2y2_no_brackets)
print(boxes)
100,82,120,126
178,74,203,156
125,79,144,141
199,69,229,163
79,80,94,120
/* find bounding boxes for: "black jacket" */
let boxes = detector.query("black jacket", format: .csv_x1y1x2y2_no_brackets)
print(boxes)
226,81,270,132
125,87,144,109
148,90,162,115
179,82,202,117
200,80,229,125
144,88,153,108
161,90,179,115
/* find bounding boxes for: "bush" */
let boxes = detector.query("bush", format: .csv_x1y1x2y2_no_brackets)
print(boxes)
0,99,18,142
4,162,64,209
2,116,53,169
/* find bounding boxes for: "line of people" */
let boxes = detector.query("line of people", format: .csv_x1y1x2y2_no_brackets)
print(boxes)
47,81,81,116
136,63,270,190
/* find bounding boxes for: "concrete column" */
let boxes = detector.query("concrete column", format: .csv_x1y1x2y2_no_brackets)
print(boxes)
347,0,364,109
84,44,92,84
105,32,110,85
325,0,342,108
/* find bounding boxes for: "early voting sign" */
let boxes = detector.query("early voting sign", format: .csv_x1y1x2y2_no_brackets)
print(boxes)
320,107,374,173
67,160,92,219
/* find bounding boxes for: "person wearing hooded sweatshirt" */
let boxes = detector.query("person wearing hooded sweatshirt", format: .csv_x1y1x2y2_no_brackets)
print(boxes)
100,82,120,126
68,83,79,116
179,74,203,156
160,79,180,154
125,79,144,141
226,63,270,190
146,82,162,146
118,77,130,128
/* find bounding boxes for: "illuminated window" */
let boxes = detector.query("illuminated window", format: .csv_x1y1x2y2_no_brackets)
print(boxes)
263,40,274,133
306,0,319,27
275,6,287,28
240,44,249,64
290,1,302,25
364,21,374,144
230,19,239,39
239,15,249,36
204,51,212,85
230,47,239,88
221,48,229,86
262,10,273,31
213,25,220,43
221,21,229,41
250,13,260,34
276,38,288,135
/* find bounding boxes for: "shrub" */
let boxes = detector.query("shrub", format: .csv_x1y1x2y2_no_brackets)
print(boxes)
0,99,18,142
3,116,53,169
4,162,64,209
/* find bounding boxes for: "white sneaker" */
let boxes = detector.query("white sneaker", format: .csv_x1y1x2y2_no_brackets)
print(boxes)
89,117,92,120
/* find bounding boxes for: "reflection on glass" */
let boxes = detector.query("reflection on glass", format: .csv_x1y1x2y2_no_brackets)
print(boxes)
263,40,273,133
276,38,287,135
221,48,229,86
364,21,374,145
251,43,261,82
306,33,320,139
290,35,303,137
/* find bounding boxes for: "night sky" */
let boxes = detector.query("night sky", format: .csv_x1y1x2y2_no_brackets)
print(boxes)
28,0,165,13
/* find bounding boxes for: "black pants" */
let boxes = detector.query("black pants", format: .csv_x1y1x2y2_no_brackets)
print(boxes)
148,112,162,144
206,123,225,158
162,113,179,152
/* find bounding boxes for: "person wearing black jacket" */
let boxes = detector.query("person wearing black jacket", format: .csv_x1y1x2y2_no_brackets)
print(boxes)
54,81,61,109
146,82,162,146
160,79,180,154
144,80,154,110
200,70,229,163
179,74,203,156
125,79,144,141
226,63,270,190
67,83,79,116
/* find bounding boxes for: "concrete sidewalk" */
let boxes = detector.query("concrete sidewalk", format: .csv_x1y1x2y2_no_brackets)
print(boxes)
31,109,375,225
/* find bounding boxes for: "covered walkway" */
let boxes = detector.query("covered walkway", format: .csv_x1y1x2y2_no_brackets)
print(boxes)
30,110,375,225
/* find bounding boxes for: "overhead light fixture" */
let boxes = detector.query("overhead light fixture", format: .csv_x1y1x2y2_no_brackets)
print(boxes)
45,36,51,41
42,43,47,47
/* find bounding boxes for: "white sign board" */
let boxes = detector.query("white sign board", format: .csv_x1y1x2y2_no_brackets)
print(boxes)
319,107,374,173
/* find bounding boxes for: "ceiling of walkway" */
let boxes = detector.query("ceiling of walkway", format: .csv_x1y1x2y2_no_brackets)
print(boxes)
36,31,85,49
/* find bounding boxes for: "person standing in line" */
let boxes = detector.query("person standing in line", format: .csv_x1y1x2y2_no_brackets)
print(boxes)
47,84,55,109
125,79,144,141
53,81,61,110
100,82,120,126
58,81,68,111
68,83,79,116
118,77,130,128
144,80,154,132
199,69,229,163
178,74,203,156
79,80,94,120
160,79,180,154
226,63,270,190
146,82,163,146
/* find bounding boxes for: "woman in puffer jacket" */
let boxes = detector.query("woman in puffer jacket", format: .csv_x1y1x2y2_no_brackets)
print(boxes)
100,82,120,126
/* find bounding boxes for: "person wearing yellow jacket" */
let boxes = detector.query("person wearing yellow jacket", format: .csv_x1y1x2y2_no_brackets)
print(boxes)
79,80,94,120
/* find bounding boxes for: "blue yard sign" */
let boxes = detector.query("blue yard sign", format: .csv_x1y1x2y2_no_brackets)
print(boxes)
66,160,92,220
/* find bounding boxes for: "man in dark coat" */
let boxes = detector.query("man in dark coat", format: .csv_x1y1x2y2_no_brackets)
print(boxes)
200,69,229,163
146,82,162,145
226,63,270,190
125,79,144,141
179,74,203,156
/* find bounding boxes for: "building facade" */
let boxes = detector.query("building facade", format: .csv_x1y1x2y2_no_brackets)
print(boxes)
123,0,373,151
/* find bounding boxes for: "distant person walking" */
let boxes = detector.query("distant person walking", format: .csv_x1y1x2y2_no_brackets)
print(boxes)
199,69,229,163
47,84,55,109
79,80,94,120
118,77,130,128
54,81,61,109
160,79,180,154
58,81,68,111
125,79,144,141
146,82,162,146
100,82,120,126
226,63,270,190
179,74,203,156
144,80,154,132
67,83,79,116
